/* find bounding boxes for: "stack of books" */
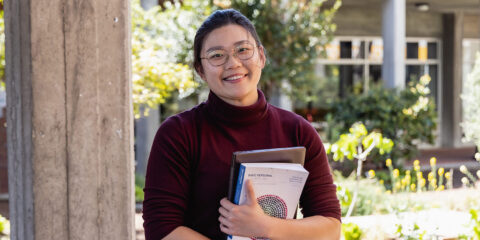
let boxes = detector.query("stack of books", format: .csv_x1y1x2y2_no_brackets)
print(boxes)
226,147,309,240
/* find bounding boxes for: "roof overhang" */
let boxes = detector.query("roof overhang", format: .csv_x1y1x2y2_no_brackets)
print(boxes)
324,0,480,14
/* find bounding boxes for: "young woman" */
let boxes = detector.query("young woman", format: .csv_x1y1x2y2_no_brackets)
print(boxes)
143,9,341,240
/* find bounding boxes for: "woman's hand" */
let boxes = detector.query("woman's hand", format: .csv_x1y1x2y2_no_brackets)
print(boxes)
218,180,272,238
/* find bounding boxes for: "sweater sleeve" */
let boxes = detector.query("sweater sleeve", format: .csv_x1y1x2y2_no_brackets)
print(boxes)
142,116,192,239
297,120,341,221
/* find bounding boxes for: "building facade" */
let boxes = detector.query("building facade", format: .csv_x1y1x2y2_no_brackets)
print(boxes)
310,0,479,148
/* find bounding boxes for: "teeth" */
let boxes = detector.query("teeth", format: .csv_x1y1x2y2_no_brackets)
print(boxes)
225,75,244,81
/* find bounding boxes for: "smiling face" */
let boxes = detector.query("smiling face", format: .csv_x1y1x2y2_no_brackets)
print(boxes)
198,24,266,107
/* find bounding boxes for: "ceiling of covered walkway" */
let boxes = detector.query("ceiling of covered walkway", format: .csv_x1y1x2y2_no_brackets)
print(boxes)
325,0,480,14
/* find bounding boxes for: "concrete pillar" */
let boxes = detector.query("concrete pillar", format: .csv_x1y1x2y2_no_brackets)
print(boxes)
382,0,406,89
0,90,7,218
5,0,134,240
452,13,464,147
141,0,158,10
269,80,293,111
441,13,464,147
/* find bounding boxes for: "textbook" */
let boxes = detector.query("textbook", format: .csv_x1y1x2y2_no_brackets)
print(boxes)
227,146,306,202
225,146,307,240
227,162,309,240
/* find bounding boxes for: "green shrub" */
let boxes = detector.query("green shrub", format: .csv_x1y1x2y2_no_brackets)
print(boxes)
0,214,8,237
326,76,437,165
395,222,426,240
135,174,146,202
334,171,389,216
342,222,363,240
471,208,480,240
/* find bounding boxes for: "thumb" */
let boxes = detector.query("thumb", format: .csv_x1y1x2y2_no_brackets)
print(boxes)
245,180,257,205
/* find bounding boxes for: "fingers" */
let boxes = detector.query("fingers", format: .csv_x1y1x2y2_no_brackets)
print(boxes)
220,197,235,209
218,215,232,228
219,206,229,217
219,208,234,235
218,200,235,230
219,222,233,235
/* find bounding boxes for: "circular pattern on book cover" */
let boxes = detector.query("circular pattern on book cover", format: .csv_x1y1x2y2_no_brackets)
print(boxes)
257,194,288,219
250,195,287,240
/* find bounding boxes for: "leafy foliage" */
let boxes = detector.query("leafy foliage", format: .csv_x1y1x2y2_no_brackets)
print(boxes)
326,75,437,164
471,208,480,240
131,0,212,117
229,0,341,102
461,52,480,151
458,207,480,240
326,122,393,162
135,174,146,202
327,122,393,217
0,214,9,238
334,171,389,217
395,222,426,240
374,158,453,194
341,222,363,240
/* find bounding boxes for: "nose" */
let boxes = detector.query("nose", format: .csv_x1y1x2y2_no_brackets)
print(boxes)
224,51,242,69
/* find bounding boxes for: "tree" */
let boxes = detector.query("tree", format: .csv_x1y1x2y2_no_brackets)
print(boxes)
131,0,212,117
229,0,341,102
326,75,437,165
326,122,393,218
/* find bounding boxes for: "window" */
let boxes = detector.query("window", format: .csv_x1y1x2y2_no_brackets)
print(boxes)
461,39,480,128
296,37,442,121
462,39,480,86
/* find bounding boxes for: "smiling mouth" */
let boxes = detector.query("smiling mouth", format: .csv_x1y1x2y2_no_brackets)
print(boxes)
223,74,248,81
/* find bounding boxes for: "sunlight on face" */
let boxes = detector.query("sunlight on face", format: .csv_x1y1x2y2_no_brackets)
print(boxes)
200,24,265,107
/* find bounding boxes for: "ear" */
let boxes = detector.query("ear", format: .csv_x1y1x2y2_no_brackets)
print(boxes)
195,65,206,81
258,45,266,69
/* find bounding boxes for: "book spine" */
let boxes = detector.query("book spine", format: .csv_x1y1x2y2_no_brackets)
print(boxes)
228,165,246,240
233,164,246,204
227,155,237,201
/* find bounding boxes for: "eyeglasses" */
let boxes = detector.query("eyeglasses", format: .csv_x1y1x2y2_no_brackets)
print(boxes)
200,42,256,66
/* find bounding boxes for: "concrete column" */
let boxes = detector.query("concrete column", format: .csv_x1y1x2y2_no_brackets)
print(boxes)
269,80,293,111
5,0,134,240
382,0,406,89
441,13,464,147
452,13,464,147
141,0,158,10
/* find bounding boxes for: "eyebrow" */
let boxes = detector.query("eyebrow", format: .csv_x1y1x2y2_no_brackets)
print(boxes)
205,40,253,53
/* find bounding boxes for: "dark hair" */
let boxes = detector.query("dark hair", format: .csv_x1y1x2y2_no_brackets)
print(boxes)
193,9,263,74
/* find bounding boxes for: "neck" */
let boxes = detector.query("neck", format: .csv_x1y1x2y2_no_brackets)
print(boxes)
219,91,259,107
205,89,268,125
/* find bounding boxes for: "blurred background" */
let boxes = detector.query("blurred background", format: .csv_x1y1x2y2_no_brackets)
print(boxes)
1,0,480,239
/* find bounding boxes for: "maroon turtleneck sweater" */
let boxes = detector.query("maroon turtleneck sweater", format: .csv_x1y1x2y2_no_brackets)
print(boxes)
143,90,340,240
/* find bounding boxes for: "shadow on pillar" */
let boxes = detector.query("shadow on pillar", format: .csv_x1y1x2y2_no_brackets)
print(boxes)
0,106,8,219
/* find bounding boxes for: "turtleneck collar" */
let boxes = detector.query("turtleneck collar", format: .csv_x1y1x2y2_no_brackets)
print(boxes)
205,89,269,125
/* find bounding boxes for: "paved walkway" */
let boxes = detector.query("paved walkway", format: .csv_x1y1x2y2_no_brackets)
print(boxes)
343,187,480,239
344,210,472,239
135,214,145,240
